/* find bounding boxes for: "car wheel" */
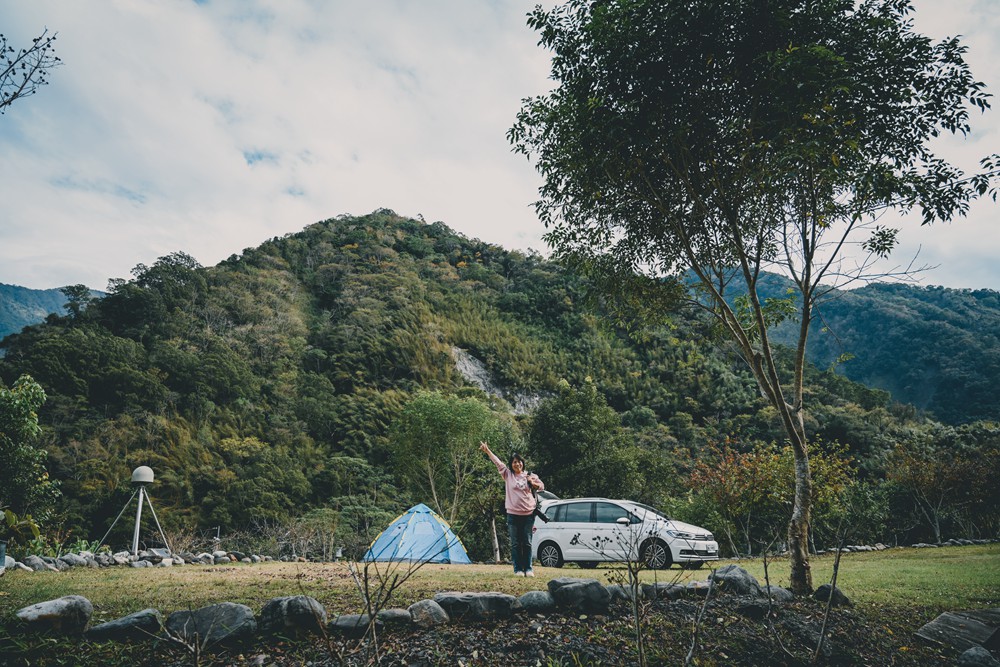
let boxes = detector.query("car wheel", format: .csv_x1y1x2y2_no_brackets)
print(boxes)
681,560,704,570
579,560,599,569
538,541,564,568
641,539,671,569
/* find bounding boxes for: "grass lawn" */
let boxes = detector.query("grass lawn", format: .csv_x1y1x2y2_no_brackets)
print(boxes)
3,544,997,622
1,544,997,666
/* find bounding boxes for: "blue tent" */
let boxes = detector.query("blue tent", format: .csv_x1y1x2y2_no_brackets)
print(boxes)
363,503,472,564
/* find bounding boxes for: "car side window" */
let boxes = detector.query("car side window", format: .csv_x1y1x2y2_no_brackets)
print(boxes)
563,502,593,522
550,503,565,522
594,502,630,524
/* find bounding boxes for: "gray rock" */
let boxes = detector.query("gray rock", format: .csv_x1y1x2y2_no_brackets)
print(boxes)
641,582,686,601
85,608,163,643
329,613,380,638
259,596,327,635
4,555,14,568
606,584,638,602
165,602,257,647
408,599,449,628
709,564,762,596
23,555,52,572
518,590,557,614
763,585,794,603
958,646,1000,667
129,559,152,568
432,592,522,621
813,584,851,607
376,608,413,626
16,595,94,635
686,580,714,596
154,558,173,567
547,577,611,614
58,552,88,567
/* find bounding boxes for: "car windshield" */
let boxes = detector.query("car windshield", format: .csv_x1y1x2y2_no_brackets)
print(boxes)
630,502,672,521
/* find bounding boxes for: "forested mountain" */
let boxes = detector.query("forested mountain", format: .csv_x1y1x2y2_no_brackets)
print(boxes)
0,283,76,339
1,211,996,556
743,274,1000,424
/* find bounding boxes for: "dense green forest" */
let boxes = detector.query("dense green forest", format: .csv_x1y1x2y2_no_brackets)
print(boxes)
1,211,997,559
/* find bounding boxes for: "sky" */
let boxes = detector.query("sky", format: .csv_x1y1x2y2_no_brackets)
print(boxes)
1,0,998,293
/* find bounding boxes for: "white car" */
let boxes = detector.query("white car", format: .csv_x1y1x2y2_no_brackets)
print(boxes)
531,497,719,569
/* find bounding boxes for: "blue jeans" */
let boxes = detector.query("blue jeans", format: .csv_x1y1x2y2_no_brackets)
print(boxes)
507,513,536,572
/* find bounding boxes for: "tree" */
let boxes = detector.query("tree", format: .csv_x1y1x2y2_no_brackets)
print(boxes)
0,374,60,519
510,0,998,593
527,378,638,499
1,28,61,114
389,391,511,526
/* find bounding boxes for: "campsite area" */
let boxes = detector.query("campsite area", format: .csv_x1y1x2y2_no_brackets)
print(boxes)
2,543,998,666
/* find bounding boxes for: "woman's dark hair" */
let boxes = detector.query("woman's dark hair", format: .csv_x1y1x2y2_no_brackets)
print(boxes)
508,452,526,469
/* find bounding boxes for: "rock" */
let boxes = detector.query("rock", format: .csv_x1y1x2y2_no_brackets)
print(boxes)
16,595,94,635
606,584,638,602
763,585,794,603
329,614,380,638
259,596,327,635
130,559,152,568
641,582,686,601
686,580,714,596
432,592,522,621
709,564,762,596
547,577,611,614
958,646,1000,667
376,608,413,627
813,584,851,607
85,608,163,643
165,602,257,647
22,555,49,572
408,599,449,628
154,558,173,567
518,590,557,614
58,552,88,567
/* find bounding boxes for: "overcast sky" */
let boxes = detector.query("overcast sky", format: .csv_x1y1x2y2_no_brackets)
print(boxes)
1,1,998,292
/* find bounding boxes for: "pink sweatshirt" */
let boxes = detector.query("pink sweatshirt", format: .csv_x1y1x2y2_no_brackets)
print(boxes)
488,451,544,515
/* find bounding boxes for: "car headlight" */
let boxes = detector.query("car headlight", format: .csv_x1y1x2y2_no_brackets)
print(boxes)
666,530,695,540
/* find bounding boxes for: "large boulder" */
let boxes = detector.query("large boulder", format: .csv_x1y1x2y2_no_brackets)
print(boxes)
547,577,612,614
259,596,327,635
376,608,413,627
165,602,256,647
23,555,55,572
329,614,380,638
813,584,851,607
518,590,557,614
57,552,88,568
432,592,522,621
641,582,686,601
16,595,94,635
763,585,794,603
407,599,449,629
85,608,163,643
709,565,762,597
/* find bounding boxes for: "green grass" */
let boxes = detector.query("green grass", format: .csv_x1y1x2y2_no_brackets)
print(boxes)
2,544,997,624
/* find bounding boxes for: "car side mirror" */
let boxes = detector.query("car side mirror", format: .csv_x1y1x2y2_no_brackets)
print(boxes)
616,517,631,526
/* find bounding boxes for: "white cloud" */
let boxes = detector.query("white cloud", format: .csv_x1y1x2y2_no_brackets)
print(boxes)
0,0,997,292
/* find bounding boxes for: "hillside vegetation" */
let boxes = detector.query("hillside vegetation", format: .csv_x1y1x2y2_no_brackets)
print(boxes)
1,211,997,559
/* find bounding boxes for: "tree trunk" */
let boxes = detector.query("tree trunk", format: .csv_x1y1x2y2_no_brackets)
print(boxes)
490,515,500,563
787,443,813,595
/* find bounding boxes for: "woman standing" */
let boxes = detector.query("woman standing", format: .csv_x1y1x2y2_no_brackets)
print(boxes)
479,441,544,577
